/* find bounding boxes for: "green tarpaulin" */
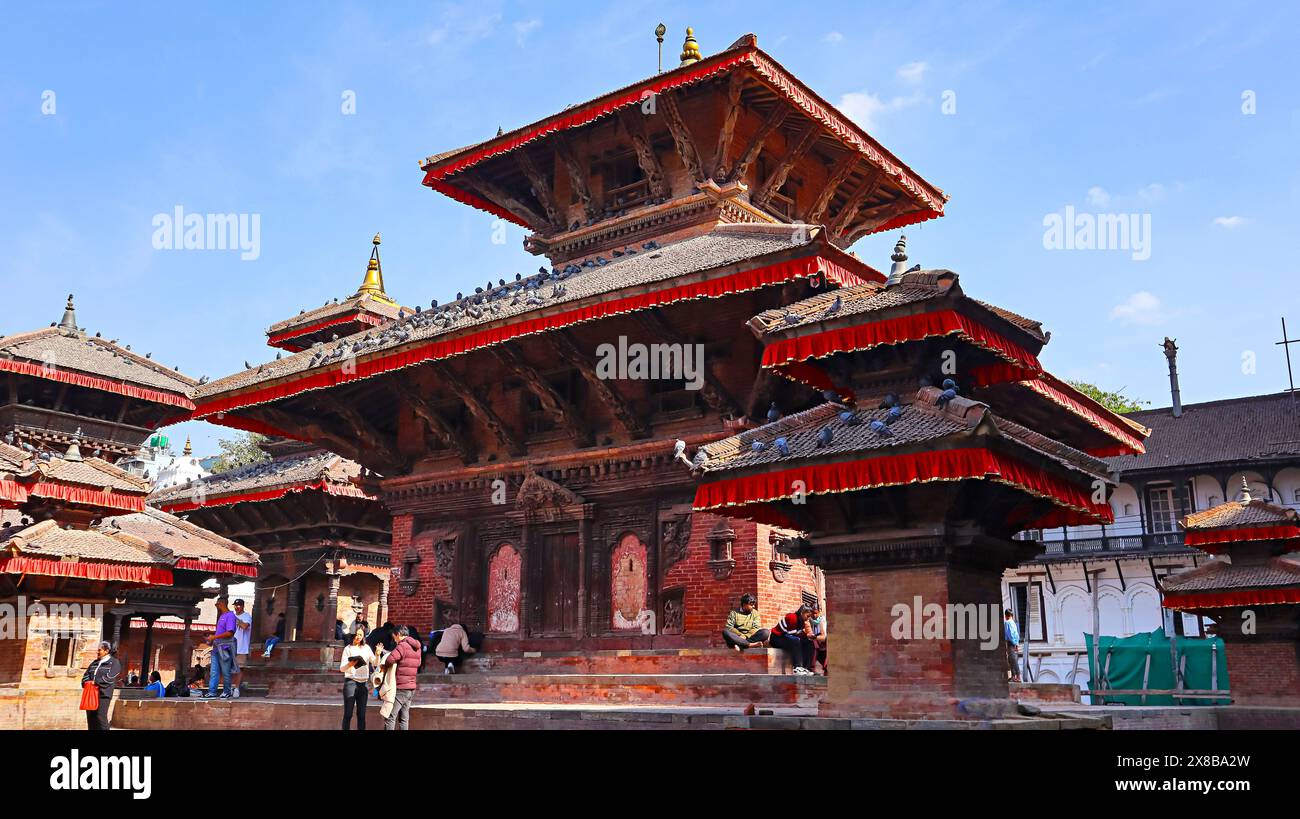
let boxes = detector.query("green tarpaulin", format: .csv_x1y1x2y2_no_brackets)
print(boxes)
1084,628,1230,705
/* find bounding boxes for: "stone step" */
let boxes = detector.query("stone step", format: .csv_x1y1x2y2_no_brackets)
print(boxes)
260,671,825,708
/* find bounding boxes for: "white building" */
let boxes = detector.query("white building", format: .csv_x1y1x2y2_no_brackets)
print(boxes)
119,432,209,489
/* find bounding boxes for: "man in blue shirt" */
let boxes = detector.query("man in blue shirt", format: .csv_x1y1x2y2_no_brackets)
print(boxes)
1003,608,1022,683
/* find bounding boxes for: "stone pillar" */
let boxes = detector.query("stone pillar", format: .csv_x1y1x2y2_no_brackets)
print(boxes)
139,615,156,683
379,574,390,627
285,577,301,642
323,573,341,642
178,615,194,682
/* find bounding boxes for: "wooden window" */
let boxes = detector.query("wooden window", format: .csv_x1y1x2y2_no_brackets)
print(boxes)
649,376,701,416
596,153,650,211
1008,582,1047,642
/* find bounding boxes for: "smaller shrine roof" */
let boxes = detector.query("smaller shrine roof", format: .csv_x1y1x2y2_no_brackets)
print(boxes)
0,295,197,405
149,450,366,509
102,506,259,568
1161,555,1300,593
1184,497,1299,531
38,455,151,496
267,293,404,339
0,516,162,565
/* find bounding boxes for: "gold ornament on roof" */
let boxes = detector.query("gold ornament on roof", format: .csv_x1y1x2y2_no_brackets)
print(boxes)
353,233,397,306
679,27,701,67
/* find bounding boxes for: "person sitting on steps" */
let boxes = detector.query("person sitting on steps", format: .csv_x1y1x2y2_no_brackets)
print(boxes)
770,605,816,675
721,593,770,652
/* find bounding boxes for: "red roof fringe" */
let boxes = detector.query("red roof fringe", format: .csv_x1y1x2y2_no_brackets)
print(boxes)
1184,524,1300,552
268,311,388,346
0,555,173,585
195,254,870,421
0,358,194,410
760,309,1042,373
174,558,258,577
693,446,1111,528
158,478,373,513
30,481,146,513
1163,588,1300,610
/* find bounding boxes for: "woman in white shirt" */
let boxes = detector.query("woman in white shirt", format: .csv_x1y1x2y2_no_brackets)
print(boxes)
339,628,375,730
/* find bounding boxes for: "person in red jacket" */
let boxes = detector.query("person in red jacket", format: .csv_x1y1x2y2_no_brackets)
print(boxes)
770,605,816,675
382,625,422,730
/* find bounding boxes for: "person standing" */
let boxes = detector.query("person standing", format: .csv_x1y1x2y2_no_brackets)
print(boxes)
721,594,770,651
339,627,375,730
81,641,121,730
202,597,238,699
231,598,253,698
382,626,422,730
1003,609,1022,683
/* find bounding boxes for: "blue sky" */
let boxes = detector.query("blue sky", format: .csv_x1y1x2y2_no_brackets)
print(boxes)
2,1,1296,456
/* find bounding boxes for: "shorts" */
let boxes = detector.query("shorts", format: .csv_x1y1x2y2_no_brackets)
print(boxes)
236,654,249,666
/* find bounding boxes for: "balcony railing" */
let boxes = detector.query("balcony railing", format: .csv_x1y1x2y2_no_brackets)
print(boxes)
1038,531,1188,557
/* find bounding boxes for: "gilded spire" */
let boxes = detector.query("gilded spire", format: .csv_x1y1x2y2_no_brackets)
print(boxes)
58,293,77,333
183,436,192,457
679,27,701,66
352,233,397,306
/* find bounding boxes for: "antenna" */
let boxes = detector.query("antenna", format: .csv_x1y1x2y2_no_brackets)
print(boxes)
1278,316,1300,414
655,23,666,74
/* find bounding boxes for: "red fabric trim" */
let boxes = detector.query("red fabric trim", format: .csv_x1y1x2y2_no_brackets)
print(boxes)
0,555,172,585
0,479,29,504
201,412,309,443
874,208,944,233
427,178,532,228
30,481,146,513
772,362,856,403
174,558,258,577
423,51,756,182
761,310,1041,373
268,312,387,346
1163,588,1300,609
194,254,848,419
0,359,194,410
1185,524,1300,548
692,447,1110,525
1021,375,1147,455
970,363,1044,387
159,479,373,513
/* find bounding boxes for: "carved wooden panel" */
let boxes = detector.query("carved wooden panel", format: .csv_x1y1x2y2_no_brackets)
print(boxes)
610,533,649,631
486,543,522,634
660,586,685,635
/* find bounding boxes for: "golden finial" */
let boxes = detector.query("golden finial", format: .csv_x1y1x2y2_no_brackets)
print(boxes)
183,436,192,457
679,27,701,67
353,233,397,305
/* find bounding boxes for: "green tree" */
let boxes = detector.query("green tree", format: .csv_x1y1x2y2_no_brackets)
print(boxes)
209,432,270,474
1067,381,1150,414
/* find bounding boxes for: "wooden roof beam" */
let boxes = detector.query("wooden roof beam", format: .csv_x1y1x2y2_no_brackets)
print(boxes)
711,71,746,182
493,345,595,447
391,377,477,464
435,365,527,457
553,135,598,223
516,149,563,231
617,108,670,200
630,309,742,419
318,397,410,474
728,101,789,184
805,151,859,225
828,168,886,241
660,90,707,185
550,330,651,439
751,122,819,210
461,173,548,229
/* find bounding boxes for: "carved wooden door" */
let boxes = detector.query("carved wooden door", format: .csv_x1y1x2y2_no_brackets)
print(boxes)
540,532,579,635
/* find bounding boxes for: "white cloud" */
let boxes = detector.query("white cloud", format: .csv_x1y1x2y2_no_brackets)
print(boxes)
513,18,541,46
824,32,844,43
897,61,928,83
427,7,502,47
1213,215,1246,228
1086,186,1111,207
837,90,924,131
1110,291,1166,325
1138,183,1165,201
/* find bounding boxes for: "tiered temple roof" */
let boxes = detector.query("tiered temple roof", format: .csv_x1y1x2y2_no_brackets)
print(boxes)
266,235,409,352
150,449,371,511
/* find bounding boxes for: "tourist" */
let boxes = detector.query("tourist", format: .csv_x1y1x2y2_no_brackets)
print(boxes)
339,627,375,730
1004,609,1022,683
381,625,422,730
202,596,238,699
770,605,815,675
80,641,121,731
143,670,165,698
232,598,253,697
126,670,140,687
165,672,190,698
187,664,206,690
366,621,399,655
433,616,477,674
721,593,770,651
809,601,828,675
262,613,285,658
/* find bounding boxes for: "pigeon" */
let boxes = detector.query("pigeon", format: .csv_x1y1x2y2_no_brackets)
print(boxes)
275,352,282,360
750,440,766,453
905,264,921,274
672,439,693,468
774,437,791,457
817,427,833,448
840,410,861,425
398,309,406,321
244,361,252,369
938,379,958,408
767,402,781,423
869,419,894,437
781,313,802,326
822,389,844,405
879,393,900,409
885,405,904,425
823,294,842,318
691,449,709,469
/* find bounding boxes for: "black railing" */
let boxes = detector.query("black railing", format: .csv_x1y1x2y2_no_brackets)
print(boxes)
1040,531,1188,556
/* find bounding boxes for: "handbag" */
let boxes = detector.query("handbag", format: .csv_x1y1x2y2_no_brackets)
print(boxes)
79,680,100,711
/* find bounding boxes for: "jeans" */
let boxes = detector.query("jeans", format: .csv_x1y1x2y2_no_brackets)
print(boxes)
208,643,235,696
1006,644,1021,679
722,627,770,648
385,689,413,731
343,679,368,730
263,636,281,655
769,633,814,670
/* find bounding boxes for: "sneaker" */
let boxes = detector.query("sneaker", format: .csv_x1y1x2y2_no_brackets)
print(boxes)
219,691,232,699
200,692,216,699
733,644,742,652
444,662,455,675
232,687,241,699
793,667,811,675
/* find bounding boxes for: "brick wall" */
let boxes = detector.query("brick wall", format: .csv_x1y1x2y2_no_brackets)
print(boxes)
1221,638,1300,705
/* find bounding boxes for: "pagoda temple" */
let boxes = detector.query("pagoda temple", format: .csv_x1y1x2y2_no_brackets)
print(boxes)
0,299,258,729
1160,482,1300,705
